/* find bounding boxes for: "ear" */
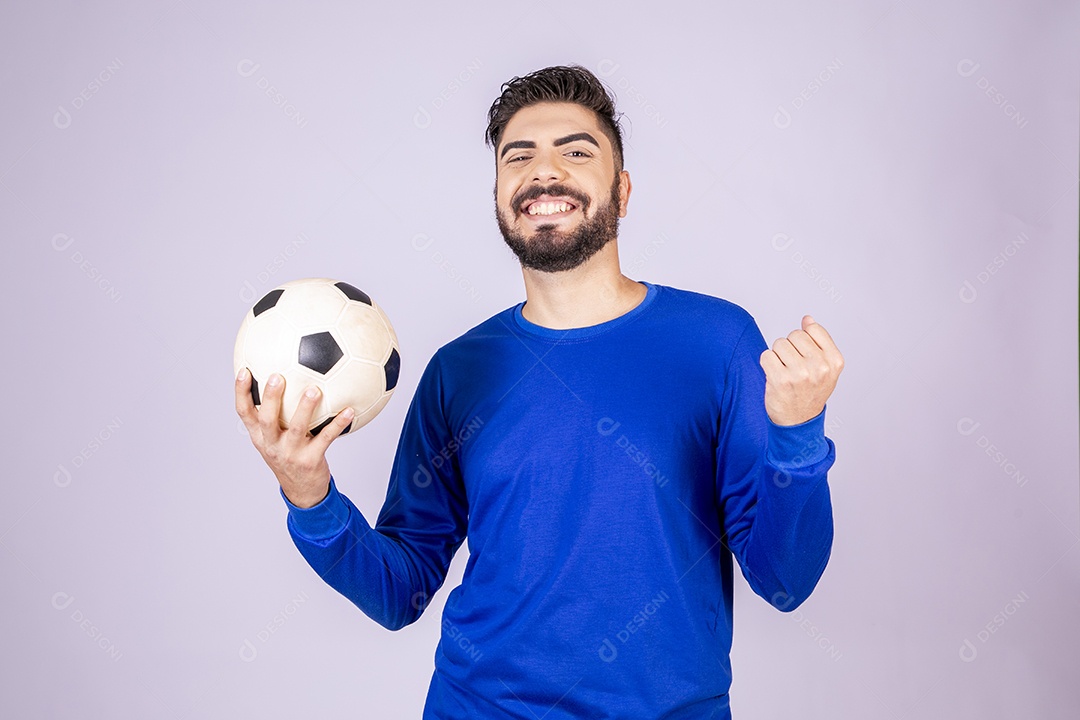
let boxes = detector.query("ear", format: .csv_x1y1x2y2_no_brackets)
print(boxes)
618,170,632,217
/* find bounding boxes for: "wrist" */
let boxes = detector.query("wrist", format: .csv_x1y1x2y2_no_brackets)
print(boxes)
280,476,352,542
766,406,829,469
281,481,330,509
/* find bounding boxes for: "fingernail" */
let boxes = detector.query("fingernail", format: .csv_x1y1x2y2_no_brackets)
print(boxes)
236,367,248,381
267,374,281,387
305,386,319,398
341,407,354,419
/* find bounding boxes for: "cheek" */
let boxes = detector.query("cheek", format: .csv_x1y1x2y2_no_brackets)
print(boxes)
496,186,517,211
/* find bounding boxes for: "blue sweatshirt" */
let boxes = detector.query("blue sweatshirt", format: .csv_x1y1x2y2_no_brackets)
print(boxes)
280,282,834,719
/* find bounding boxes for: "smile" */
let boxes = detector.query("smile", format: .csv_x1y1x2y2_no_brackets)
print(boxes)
528,200,574,216
520,194,580,218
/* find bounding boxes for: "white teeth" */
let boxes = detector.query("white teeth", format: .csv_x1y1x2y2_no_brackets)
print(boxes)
527,201,572,216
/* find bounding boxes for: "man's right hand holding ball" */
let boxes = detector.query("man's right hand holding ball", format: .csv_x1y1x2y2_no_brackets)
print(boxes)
235,368,354,508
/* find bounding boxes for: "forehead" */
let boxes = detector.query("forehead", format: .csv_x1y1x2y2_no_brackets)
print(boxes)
500,101,609,148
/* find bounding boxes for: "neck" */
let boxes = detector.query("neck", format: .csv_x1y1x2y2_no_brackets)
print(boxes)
519,241,648,329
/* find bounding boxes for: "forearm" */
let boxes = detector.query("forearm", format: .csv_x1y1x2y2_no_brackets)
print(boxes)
741,411,835,610
282,476,430,631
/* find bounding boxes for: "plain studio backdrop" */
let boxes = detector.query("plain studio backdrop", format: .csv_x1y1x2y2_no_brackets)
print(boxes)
1,1,1077,718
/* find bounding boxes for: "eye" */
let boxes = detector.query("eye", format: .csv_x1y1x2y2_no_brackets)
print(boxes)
507,155,530,163
567,150,590,157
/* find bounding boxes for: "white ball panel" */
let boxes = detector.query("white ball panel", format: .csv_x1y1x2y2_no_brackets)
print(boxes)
350,392,392,432
323,359,385,417
241,310,300,384
338,303,392,363
273,280,346,332
372,302,399,356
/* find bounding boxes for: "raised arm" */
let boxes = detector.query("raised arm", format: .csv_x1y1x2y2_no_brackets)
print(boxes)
715,316,842,611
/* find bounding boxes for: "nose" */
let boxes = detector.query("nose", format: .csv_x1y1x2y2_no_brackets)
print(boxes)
530,148,566,183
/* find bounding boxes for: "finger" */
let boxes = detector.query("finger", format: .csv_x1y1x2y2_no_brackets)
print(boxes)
286,384,324,441
311,406,356,454
785,329,823,358
759,348,784,377
770,337,804,368
259,373,286,435
235,367,259,431
801,321,844,368
802,318,834,350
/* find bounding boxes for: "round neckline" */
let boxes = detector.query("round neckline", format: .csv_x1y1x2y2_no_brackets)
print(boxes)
510,281,657,341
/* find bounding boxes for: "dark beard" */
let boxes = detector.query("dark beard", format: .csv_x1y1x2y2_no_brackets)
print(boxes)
496,175,621,273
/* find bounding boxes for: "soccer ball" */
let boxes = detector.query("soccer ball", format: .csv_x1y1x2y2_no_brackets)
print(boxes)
233,278,401,436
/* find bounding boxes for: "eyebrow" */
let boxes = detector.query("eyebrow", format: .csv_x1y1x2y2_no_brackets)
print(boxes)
499,132,601,159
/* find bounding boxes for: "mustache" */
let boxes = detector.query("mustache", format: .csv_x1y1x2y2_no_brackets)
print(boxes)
512,183,589,213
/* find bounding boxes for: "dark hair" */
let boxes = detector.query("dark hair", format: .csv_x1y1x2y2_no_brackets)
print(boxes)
485,64,626,172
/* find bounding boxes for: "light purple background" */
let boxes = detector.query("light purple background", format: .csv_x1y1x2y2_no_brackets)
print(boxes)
2,1,1077,717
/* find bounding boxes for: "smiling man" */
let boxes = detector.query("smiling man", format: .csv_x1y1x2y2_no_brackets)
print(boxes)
494,110,624,275
236,64,843,719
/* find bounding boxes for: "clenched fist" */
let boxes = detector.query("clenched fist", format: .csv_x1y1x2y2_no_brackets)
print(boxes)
759,315,844,426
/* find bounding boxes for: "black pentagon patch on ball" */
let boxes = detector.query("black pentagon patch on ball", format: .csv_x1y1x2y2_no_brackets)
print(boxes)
298,331,344,375
310,415,351,437
335,282,371,306
249,373,261,406
253,289,284,317
384,348,401,391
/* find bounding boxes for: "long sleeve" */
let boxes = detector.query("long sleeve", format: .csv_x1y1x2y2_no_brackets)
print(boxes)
271,284,837,717
280,353,470,631
715,318,835,612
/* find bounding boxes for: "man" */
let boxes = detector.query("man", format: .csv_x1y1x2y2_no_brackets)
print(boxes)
235,64,843,719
